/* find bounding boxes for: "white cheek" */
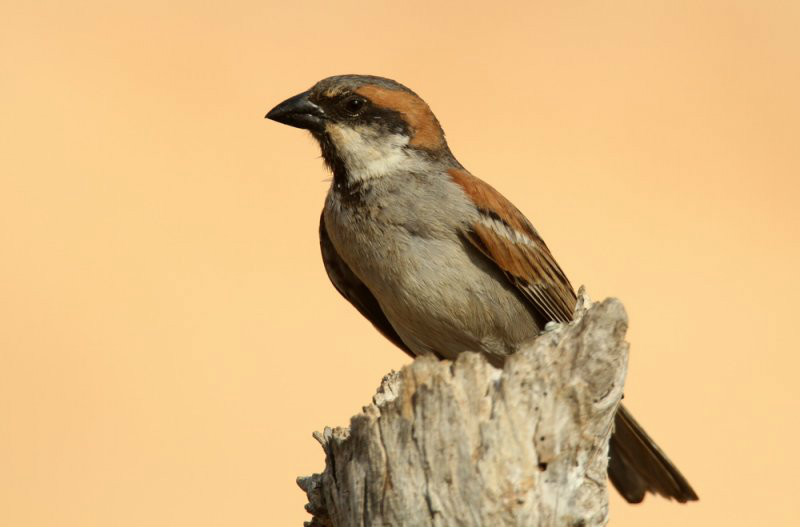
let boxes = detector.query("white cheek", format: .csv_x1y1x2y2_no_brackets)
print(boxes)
326,124,413,182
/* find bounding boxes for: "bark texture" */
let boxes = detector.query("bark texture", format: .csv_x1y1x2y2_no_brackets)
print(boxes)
298,293,628,527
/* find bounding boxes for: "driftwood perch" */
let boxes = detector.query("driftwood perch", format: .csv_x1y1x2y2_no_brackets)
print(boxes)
298,293,629,527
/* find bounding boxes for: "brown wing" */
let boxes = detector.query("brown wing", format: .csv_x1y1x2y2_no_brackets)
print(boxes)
449,169,699,503
319,212,415,358
448,169,577,324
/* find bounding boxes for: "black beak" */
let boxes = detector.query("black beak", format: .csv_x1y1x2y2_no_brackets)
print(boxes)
265,90,325,133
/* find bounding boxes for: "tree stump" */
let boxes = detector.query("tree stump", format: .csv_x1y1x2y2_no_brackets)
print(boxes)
298,293,629,527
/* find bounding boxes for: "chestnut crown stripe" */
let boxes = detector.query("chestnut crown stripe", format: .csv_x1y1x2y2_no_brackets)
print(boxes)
355,85,445,150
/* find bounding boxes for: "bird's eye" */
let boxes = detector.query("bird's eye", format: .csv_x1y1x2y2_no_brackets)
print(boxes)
342,96,366,115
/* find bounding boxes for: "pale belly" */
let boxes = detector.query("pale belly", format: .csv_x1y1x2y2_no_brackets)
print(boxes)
324,208,541,364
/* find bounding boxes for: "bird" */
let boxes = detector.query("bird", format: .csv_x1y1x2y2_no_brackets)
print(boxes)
266,74,698,504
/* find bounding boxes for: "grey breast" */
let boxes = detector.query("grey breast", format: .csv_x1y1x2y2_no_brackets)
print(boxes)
324,171,541,362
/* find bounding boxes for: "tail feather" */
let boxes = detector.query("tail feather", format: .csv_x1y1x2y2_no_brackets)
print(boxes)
608,404,699,503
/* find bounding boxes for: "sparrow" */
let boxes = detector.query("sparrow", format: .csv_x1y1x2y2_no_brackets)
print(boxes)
266,74,698,504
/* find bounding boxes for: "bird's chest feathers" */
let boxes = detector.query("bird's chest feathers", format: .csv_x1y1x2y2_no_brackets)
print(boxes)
324,197,422,290
323,184,471,299
322,183,539,358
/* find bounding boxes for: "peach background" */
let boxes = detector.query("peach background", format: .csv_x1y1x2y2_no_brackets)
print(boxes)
2,0,799,525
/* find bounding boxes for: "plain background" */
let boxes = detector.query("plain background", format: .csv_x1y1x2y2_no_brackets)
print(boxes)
2,0,799,525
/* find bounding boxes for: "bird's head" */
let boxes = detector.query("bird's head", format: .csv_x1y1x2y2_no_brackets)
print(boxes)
266,75,453,184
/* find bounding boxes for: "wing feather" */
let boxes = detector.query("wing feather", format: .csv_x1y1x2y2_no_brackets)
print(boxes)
450,170,698,504
451,169,577,324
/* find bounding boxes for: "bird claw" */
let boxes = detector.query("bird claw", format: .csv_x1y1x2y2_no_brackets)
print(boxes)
544,321,561,332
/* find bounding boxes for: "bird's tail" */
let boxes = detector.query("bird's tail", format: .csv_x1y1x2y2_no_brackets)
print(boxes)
608,404,699,503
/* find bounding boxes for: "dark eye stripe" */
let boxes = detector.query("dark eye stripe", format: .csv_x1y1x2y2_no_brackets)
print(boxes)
316,91,411,136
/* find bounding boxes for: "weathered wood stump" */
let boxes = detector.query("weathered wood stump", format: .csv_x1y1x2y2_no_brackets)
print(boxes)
298,293,628,527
